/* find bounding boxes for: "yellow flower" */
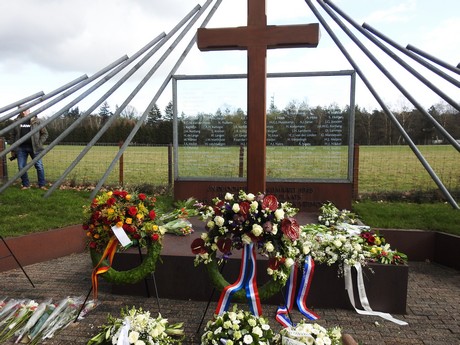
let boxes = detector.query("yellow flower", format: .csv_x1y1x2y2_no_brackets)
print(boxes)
116,221,123,228
152,225,159,232
94,234,100,239
107,191,113,197
107,208,114,215
86,231,92,237
126,218,133,225
374,237,382,245
125,194,131,201
136,213,144,220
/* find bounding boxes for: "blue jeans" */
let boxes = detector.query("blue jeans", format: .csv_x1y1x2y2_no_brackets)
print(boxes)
16,146,46,188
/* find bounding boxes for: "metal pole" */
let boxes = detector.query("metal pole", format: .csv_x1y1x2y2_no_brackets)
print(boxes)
305,0,459,209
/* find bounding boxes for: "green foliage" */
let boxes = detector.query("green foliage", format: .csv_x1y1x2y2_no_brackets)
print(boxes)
352,200,460,235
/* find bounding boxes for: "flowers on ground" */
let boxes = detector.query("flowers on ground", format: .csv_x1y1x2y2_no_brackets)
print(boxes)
88,306,184,345
201,305,274,345
0,297,96,345
273,319,342,345
191,190,300,284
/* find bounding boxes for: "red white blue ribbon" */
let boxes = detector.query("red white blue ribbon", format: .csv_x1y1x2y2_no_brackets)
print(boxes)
276,255,319,327
215,243,262,316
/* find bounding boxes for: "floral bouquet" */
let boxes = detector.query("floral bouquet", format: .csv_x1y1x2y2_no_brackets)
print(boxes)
318,201,358,227
273,319,342,345
359,229,407,265
191,190,300,285
87,306,184,345
83,190,161,253
201,305,274,345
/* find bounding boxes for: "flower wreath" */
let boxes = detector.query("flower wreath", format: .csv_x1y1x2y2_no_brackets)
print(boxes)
191,190,301,301
83,190,165,285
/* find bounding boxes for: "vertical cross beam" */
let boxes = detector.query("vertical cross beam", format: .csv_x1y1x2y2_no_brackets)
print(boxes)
197,0,319,193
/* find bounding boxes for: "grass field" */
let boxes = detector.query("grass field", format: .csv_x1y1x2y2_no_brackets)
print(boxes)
4,144,459,194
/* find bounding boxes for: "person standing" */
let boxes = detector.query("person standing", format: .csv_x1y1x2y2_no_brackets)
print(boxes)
10,108,48,190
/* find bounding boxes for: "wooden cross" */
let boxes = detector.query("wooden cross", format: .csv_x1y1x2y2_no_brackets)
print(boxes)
197,0,320,193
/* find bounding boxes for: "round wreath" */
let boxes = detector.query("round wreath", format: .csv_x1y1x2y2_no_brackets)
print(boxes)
89,240,162,284
191,190,302,300
83,190,164,284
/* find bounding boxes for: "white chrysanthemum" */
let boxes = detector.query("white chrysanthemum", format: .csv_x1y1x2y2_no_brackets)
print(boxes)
264,242,274,253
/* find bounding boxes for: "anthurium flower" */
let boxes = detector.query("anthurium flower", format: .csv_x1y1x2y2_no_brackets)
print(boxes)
217,238,232,254
262,194,278,211
281,217,300,241
191,238,207,254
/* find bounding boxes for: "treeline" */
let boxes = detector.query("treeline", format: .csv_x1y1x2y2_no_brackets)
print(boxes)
1,100,458,146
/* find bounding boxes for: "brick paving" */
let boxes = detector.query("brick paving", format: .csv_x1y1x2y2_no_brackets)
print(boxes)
1,252,459,345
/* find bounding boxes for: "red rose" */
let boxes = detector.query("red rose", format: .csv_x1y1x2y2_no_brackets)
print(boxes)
89,242,97,249
128,206,138,217
151,233,160,241
138,193,146,201
281,217,300,241
106,197,116,206
191,238,207,254
133,233,141,239
149,210,156,220
262,195,279,211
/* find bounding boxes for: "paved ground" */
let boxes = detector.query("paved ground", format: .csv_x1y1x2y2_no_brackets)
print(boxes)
1,252,459,345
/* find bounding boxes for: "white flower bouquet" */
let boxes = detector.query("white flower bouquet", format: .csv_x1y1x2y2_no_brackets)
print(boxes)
87,306,184,345
201,305,274,345
273,319,342,345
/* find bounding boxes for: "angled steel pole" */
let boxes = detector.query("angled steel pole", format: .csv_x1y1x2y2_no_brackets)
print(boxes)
0,92,44,114
305,0,458,209
362,23,460,89
323,0,460,151
0,55,128,156
0,75,88,122
407,44,460,75
44,4,204,197
91,0,221,199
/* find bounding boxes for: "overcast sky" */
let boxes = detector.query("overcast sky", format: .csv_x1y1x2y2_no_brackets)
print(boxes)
1,0,459,118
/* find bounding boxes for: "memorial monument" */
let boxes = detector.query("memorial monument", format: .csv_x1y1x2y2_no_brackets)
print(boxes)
174,0,356,211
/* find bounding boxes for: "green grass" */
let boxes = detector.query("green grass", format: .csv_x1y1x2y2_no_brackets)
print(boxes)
0,187,91,237
352,200,460,235
0,186,458,239
5,144,458,193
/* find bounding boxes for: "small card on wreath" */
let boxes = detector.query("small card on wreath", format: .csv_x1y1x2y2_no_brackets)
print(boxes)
111,225,133,248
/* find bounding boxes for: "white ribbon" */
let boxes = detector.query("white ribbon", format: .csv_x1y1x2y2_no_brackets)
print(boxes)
117,317,131,345
344,263,408,326
336,222,369,236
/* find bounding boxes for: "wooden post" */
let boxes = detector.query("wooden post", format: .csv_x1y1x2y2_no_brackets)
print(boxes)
352,144,359,200
197,0,319,193
119,141,124,186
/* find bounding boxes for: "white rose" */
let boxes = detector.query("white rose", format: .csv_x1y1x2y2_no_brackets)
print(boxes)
272,224,278,235
252,224,263,236
284,257,295,268
264,242,274,253
267,267,274,275
214,216,225,227
128,331,140,343
274,209,285,220
250,201,258,210
242,234,252,244
201,232,208,240
252,326,263,337
232,203,240,213
303,245,311,255
246,193,255,201
134,341,146,345
225,192,234,200
206,220,215,229
243,334,254,344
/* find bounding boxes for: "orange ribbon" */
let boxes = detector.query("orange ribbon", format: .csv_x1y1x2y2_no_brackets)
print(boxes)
91,236,119,300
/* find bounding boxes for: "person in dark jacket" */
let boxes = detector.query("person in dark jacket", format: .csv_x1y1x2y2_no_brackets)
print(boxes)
10,108,48,190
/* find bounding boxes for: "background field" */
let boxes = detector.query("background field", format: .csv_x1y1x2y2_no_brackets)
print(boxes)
4,144,459,197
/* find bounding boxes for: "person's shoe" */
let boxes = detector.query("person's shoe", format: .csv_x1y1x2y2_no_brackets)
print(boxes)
39,186,48,190
21,186,30,190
